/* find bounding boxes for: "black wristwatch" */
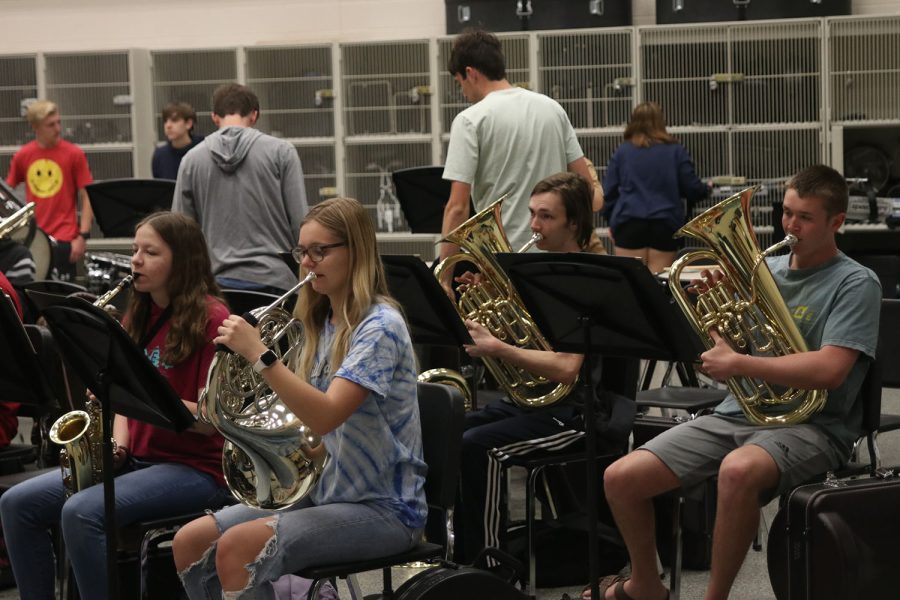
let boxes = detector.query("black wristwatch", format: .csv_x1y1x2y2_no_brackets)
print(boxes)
79,231,91,240
252,349,278,374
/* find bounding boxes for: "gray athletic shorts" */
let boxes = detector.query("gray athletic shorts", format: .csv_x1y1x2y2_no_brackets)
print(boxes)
640,414,846,500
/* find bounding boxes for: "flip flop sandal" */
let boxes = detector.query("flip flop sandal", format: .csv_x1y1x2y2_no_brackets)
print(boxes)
582,575,627,599
612,580,671,600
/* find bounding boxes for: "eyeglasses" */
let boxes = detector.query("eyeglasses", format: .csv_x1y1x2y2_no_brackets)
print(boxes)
291,242,346,264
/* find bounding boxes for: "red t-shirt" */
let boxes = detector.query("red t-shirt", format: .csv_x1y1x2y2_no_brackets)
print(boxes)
127,297,229,486
0,273,22,447
6,139,93,241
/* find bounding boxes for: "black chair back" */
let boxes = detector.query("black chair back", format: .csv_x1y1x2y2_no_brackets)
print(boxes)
221,289,281,317
877,299,900,389
853,255,900,299
859,356,883,468
23,324,78,414
417,382,465,513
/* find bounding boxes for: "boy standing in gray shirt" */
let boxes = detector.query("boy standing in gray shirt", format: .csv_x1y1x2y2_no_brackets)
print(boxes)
173,83,308,294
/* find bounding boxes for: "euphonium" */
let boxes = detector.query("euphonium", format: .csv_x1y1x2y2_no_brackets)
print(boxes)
199,271,327,510
668,186,827,426
433,195,574,408
48,275,133,496
0,203,34,240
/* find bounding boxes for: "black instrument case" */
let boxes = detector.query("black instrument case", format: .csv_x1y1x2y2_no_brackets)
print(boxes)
767,469,900,600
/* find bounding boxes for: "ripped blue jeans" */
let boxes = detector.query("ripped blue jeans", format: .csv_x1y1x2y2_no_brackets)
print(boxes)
179,498,422,600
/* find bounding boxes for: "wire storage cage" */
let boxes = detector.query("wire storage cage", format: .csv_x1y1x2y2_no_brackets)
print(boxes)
44,52,133,145
829,15,900,124
43,51,136,181
83,148,135,180
731,20,822,125
245,45,335,140
295,143,338,207
0,55,38,150
341,40,432,137
151,49,238,139
537,28,635,129
0,13,896,232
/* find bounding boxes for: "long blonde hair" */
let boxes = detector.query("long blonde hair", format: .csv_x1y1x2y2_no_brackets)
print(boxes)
293,198,397,380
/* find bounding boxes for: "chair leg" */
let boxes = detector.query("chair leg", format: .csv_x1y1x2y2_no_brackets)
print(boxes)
669,495,683,600
381,566,395,596
346,573,366,600
752,517,763,552
868,432,882,472
444,506,455,561
55,528,69,600
526,466,542,598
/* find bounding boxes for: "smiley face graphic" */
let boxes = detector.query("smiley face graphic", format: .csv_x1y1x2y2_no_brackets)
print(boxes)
26,158,63,199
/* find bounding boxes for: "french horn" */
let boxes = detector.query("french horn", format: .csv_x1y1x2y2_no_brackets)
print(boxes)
668,186,827,426
199,271,327,510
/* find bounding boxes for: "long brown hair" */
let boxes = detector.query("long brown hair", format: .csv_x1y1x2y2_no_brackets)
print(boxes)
125,212,223,364
293,198,398,380
531,172,594,250
624,102,676,148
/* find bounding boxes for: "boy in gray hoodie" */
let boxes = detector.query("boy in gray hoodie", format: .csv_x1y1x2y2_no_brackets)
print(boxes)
173,83,308,293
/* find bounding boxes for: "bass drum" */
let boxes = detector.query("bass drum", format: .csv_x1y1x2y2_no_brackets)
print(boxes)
27,228,54,280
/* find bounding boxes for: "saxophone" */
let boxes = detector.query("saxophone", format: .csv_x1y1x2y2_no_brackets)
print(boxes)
48,275,133,496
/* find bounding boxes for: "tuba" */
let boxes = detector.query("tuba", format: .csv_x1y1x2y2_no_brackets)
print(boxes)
199,271,327,510
48,275,133,496
433,195,574,409
668,186,827,426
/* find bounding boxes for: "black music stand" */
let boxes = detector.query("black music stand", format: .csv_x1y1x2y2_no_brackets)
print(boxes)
0,292,57,410
40,296,194,599
382,255,472,348
87,179,175,237
391,167,453,234
496,252,702,600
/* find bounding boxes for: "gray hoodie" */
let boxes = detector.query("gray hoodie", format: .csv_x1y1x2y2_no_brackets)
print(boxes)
173,126,308,291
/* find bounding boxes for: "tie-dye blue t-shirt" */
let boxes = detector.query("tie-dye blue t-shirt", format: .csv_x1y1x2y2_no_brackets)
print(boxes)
307,302,427,529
